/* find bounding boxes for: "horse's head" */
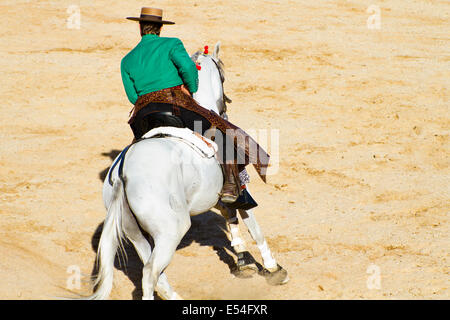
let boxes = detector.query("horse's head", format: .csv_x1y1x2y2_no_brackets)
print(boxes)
191,42,231,119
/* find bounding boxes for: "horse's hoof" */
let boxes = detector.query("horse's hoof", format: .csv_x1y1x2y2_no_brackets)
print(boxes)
232,251,258,278
259,264,289,286
233,264,258,278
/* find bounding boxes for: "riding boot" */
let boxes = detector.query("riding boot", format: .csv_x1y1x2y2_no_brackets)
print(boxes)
220,162,240,203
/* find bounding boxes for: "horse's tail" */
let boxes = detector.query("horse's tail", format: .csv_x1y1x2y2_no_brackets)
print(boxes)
88,177,127,300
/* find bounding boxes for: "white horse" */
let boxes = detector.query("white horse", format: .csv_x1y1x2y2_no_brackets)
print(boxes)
88,42,287,300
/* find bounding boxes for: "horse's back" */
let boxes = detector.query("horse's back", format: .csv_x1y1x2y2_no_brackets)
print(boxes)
104,137,222,215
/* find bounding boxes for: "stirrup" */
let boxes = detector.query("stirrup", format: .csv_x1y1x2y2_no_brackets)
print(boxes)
220,193,239,204
220,187,239,203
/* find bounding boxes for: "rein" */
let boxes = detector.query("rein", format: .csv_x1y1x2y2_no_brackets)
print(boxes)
108,143,135,186
107,136,154,186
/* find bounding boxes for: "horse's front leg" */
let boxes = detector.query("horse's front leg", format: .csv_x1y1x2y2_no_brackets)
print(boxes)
215,201,258,278
238,206,289,285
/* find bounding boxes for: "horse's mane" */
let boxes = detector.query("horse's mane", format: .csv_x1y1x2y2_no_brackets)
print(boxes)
214,56,226,84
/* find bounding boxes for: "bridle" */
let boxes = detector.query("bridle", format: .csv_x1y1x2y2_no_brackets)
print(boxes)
191,47,231,117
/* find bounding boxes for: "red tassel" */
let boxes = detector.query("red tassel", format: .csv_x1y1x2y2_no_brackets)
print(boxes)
204,45,209,54
196,64,201,70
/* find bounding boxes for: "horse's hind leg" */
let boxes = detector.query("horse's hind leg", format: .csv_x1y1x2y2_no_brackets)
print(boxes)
141,233,184,300
138,206,191,300
122,207,182,300
127,232,183,300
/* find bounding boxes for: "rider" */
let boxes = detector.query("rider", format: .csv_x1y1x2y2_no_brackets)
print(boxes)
121,7,269,204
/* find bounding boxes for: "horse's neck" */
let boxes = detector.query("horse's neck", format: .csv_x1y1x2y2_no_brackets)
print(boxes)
194,88,223,115
194,60,224,115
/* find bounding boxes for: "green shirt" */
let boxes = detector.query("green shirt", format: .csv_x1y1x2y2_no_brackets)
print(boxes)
121,34,199,105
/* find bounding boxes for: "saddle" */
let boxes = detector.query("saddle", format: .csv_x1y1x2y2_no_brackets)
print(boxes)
146,111,184,129
130,109,185,140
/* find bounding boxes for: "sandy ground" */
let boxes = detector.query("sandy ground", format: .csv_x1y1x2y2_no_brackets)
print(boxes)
0,0,448,300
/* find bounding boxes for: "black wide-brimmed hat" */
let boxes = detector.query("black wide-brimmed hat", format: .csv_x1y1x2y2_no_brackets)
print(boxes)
126,7,175,24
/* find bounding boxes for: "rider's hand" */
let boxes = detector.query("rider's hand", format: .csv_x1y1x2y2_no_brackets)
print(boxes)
181,85,191,97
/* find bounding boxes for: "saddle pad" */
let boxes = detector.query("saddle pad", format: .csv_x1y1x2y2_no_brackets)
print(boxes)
142,127,218,158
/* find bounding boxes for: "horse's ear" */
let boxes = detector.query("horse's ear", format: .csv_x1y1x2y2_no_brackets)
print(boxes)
213,41,221,59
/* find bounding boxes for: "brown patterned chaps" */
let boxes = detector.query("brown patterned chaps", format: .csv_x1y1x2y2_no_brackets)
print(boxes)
128,86,270,182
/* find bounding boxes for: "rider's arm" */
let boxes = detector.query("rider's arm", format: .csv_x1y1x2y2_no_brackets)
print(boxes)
121,58,138,105
170,38,199,94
